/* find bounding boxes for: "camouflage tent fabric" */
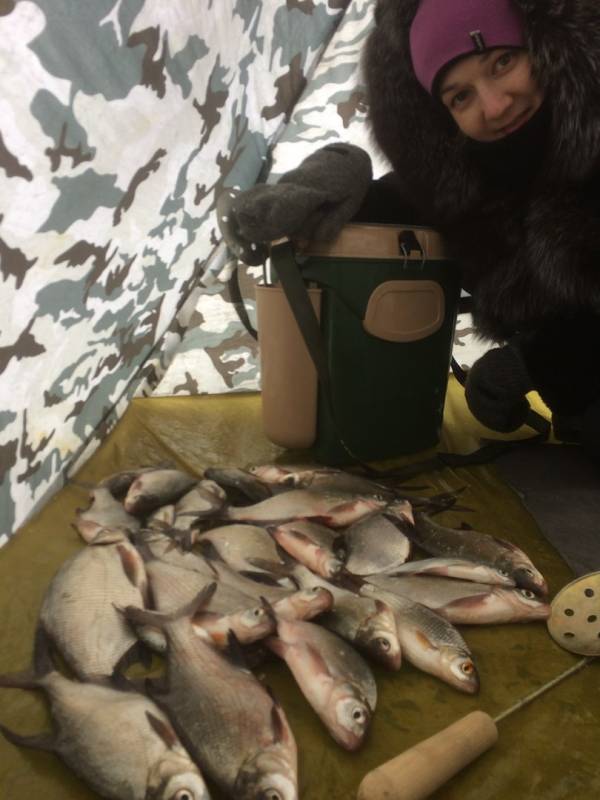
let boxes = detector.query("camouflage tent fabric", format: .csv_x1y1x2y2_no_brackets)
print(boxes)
0,0,353,543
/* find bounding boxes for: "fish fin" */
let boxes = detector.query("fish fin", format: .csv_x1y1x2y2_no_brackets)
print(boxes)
226,630,250,670
277,528,316,547
0,723,56,752
302,642,333,677
414,630,437,651
73,517,103,544
246,557,291,577
259,596,278,625
0,669,43,691
265,635,288,659
270,700,292,746
116,544,146,590
132,538,157,564
33,624,58,678
238,569,285,587
146,711,179,750
196,538,225,562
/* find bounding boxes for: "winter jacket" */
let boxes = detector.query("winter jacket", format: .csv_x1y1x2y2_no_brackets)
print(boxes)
362,0,600,421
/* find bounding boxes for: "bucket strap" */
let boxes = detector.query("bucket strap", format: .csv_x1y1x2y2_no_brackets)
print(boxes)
272,241,373,467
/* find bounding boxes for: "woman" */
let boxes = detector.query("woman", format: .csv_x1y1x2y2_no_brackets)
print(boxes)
364,0,600,455
222,0,600,459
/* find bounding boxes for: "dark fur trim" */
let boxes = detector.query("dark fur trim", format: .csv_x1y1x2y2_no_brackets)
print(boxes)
364,0,600,340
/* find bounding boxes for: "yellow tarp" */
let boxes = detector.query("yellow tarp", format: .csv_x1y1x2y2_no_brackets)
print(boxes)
1,381,599,799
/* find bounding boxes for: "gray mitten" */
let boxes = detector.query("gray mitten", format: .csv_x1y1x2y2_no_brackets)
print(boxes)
217,143,373,265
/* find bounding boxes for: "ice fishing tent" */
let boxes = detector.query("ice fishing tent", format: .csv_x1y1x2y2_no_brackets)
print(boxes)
1,2,599,799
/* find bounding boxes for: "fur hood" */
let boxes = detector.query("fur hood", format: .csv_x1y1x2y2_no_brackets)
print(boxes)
364,0,600,340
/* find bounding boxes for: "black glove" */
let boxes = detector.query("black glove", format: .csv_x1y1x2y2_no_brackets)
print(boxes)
465,344,533,432
217,143,373,265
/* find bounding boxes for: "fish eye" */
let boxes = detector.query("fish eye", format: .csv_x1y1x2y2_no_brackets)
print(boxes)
253,607,263,617
375,637,391,652
173,791,194,800
498,569,510,577
310,587,321,594
352,707,366,722
523,568,535,577
520,589,536,599
261,791,283,800
461,661,474,675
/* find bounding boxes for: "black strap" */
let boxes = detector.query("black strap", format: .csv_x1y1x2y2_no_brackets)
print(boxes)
272,242,373,467
228,263,258,340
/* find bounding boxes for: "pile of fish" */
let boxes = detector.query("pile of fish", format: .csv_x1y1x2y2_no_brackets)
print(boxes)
0,463,551,800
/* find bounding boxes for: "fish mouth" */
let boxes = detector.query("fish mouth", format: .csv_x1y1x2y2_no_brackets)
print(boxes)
514,567,548,597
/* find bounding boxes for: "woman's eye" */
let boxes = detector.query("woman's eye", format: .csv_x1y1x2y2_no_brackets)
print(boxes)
451,90,470,109
495,51,514,71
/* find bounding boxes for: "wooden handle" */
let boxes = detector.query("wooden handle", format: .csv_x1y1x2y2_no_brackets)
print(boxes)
357,711,498,800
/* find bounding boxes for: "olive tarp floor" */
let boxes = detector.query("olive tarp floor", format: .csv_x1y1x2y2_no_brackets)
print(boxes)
1,378,599,800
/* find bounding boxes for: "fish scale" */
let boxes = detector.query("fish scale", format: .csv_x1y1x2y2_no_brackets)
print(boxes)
39,540,147,679
0,668,210,800
125,602,298,800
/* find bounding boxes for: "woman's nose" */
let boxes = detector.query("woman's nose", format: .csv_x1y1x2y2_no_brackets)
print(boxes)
479,87,513,121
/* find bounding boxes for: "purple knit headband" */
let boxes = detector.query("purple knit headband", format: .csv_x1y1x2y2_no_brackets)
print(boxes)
410,0,527,94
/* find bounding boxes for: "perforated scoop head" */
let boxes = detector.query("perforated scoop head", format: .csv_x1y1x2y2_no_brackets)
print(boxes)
548,571,600,656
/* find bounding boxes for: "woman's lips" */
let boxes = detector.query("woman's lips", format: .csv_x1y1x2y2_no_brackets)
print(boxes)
498,108,531,136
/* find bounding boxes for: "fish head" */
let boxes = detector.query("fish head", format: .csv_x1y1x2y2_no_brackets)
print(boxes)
150,772,211,800
511,564,549,597
328,684,372,751
440,647,480,694
356,601,402,670
234,742,298,800
505,588,551,620
236,605,277,640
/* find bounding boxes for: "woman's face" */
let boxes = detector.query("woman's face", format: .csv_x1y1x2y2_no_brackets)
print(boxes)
439,48,544,142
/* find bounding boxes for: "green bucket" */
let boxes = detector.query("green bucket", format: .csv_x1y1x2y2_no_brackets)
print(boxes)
259,223,461,464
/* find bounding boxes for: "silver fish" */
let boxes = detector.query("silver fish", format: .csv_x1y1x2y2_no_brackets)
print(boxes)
343,511,412,575
399,511,548,596
173,480,228,530
0,659,210,800
124,591,299,800
197,524,286,574
388,557,517,586
225,489,386,527
124,470,198,516
74,486,141,542
271,586,334,622
39,528,149,679
204,466,273,503
360,582,479,694
270,520,344,579
273,564,401,671
267,617,376,751
365,575,551,624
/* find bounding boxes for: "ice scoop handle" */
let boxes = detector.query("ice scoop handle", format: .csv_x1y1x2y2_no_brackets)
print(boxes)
357,710,498,800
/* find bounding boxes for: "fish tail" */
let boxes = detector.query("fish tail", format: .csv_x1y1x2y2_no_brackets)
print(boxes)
0,723,56,752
